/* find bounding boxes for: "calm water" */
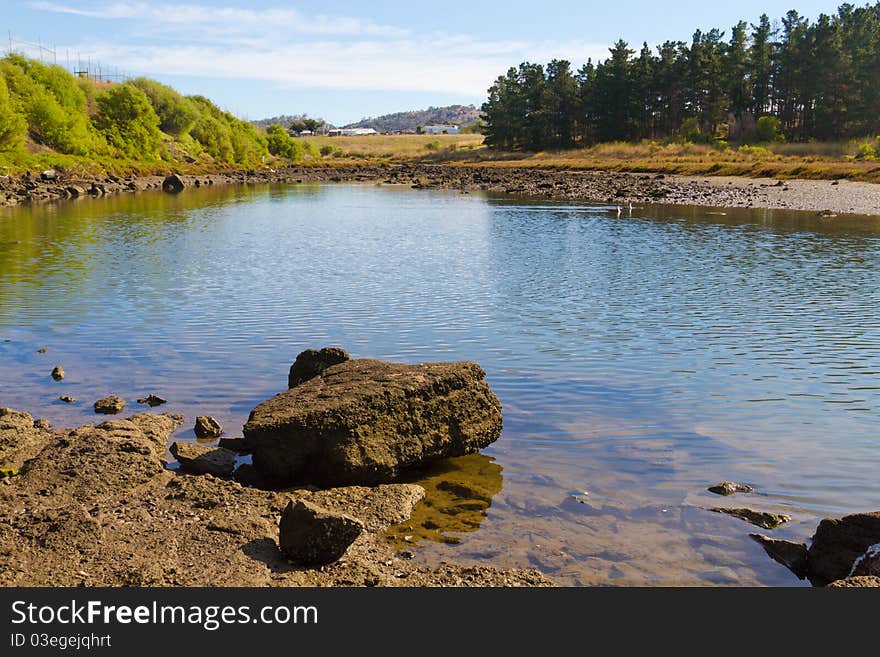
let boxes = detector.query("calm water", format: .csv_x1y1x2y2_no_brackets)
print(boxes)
2,183,879,586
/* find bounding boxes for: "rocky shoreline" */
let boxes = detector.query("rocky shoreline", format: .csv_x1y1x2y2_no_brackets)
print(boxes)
0,350,551,587
2,163,880,216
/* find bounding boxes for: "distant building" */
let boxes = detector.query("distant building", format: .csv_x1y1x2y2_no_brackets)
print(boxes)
328,128,378,136
423,125,459,135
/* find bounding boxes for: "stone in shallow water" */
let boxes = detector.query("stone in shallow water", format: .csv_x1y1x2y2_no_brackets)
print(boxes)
170,442,236,477
711,507,791,529
137,394,167,408
278,499,364,566
194,416,223,438
749,534,809,579
51,365,65,381
244,353,503,487
94,396,126,414
708,481,753,496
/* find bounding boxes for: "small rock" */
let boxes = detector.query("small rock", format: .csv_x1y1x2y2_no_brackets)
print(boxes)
170,442,236,477
278,499,364,566
194,415,223,438
33,419,51,430
136,394,167,407
708,481,753,496
750,534,809,578
40,169,57,181
94,396,125,414
37,348,47,354
51,365,65,381
712,507,790,529
59,395,76,403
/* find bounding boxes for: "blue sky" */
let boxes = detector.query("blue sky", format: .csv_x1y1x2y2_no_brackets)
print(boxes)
2,1,850,124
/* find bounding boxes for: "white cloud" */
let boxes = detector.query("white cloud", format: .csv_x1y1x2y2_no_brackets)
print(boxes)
30,2,610,97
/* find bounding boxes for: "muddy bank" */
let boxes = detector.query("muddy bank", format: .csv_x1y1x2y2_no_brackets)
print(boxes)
0,410,550,587
2,164,879,216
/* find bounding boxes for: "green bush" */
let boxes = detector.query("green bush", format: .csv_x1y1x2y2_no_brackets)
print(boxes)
265,124,305,161
754,116,783,143
0,55,100,155
226,113,268,164
94,83,162,159
188,96,235,163
855,142,877,161
425,140,441,151
0,75,26,151
679,117,701,143
738,144,774,158
130,77,198,137
320,144,337,157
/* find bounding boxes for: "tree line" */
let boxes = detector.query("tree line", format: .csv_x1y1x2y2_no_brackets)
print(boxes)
481,2,880,150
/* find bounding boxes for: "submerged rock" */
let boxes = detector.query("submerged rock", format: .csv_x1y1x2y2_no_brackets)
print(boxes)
170,442,236,477
94,396,126,415
51,365,65,381
708,481,753,496
808,512,880,585
59,395,76,403
711,507,791,529
278,499,364,566
194,416,223,438
137,394,167,408
288,347,350,387
750,534,809,578
244,352,503,487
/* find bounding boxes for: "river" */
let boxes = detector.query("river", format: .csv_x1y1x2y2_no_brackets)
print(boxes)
2,182,879,585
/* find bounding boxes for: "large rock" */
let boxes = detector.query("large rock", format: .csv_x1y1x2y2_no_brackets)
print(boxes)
750,534,809,579
288,347,349,387
278,499,364,566
162,174,185,193
244,355,503,487
808,512,880,585
850,544,880,578
94,396,126,414
194,416,223,438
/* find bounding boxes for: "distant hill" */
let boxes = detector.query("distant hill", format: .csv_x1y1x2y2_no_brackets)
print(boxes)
251,114,333,129
344,105,483,132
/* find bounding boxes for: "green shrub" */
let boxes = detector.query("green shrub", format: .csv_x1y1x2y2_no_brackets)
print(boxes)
855,142,877,160
0,55,100,155
425,140,441,151
130,77,198,136
754,116,783,143
188,96,235,162
94,83,162,159
320,144,336,157
679,117,701,143
738,144,774,158
0,75,26,151
265,124,305,161
226,113,268,164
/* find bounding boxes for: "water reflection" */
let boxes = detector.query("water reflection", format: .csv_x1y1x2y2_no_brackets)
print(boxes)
387,454,503,546
1,183,879,585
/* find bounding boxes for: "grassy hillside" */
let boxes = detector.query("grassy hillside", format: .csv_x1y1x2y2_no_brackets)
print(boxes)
0,54,318,174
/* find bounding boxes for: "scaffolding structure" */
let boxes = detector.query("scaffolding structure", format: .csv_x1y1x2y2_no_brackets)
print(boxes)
2,32,129,83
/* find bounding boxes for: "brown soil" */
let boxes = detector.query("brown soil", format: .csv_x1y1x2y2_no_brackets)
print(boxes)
0,412,551,587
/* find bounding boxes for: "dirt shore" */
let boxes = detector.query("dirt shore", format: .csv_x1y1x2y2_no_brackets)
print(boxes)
0,409,551,587
2,164,879,216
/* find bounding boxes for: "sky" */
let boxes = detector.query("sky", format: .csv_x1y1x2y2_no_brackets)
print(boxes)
1,0,852,124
